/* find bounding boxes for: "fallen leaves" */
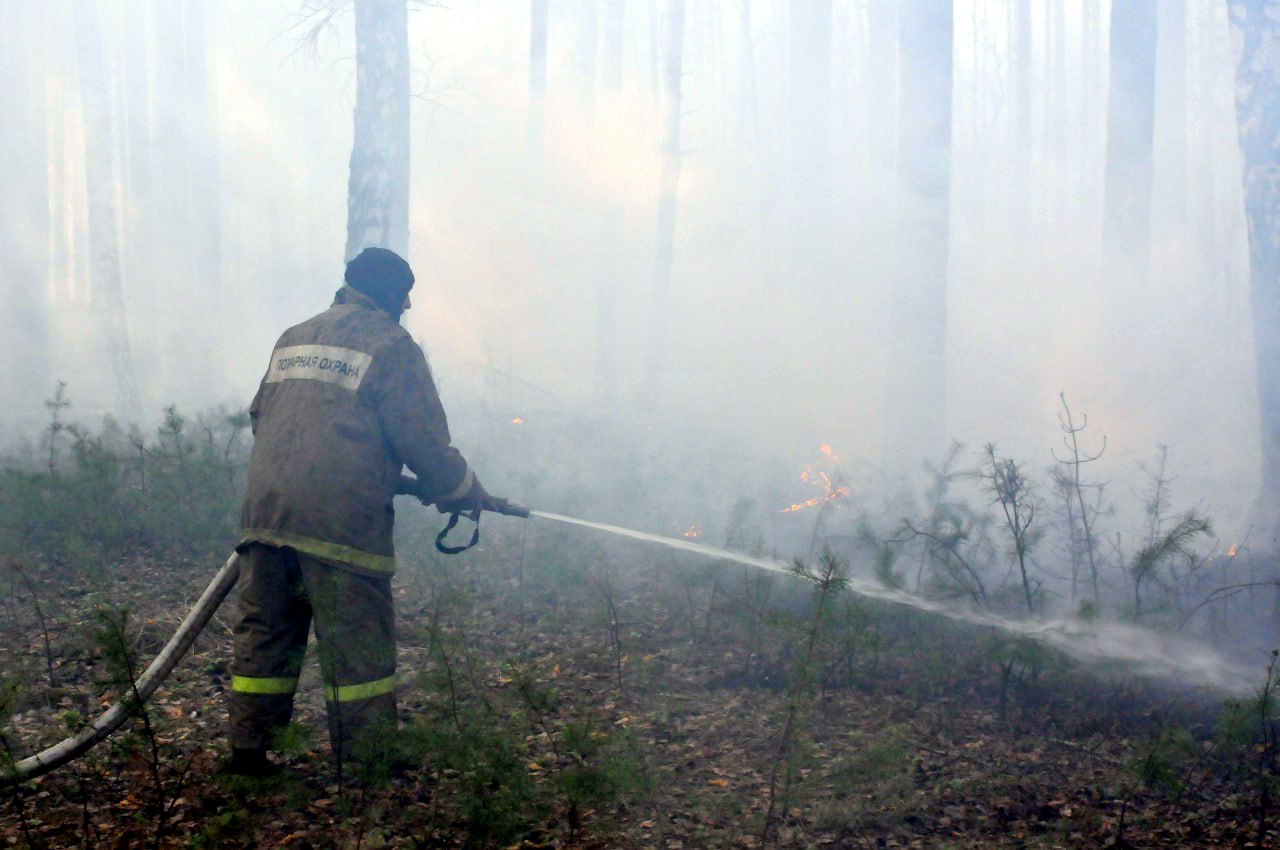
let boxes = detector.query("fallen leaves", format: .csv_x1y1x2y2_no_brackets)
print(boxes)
0,546,1275,850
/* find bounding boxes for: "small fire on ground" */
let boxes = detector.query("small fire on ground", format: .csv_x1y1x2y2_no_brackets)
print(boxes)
779,443,851,513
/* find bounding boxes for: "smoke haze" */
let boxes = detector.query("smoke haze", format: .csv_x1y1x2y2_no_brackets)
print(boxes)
0,0,1261,554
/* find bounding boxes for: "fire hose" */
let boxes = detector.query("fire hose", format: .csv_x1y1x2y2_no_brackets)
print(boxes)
4,477,528,784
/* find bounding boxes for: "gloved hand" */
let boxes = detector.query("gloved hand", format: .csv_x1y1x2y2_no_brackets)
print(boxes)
435,474,494,516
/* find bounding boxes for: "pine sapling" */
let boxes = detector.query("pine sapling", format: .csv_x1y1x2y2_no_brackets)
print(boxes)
1130,511,1212,624
44,381,71,478
762,547,847,843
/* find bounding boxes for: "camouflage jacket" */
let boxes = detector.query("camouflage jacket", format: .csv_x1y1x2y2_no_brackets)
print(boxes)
240,286,473,575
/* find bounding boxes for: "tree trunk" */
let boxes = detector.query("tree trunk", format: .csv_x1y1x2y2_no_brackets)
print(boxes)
74,0,142,419
1227,0,1280,539
346,0,410,262
1103,0,1158,285
888,0,953,465
644,0,685,400
0,3,51,422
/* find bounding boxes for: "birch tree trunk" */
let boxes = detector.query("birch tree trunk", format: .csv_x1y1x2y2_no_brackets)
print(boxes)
1227,0,1280,536
346,0,410,261
644,0,684,400
74,0,142,419
888,0,953,464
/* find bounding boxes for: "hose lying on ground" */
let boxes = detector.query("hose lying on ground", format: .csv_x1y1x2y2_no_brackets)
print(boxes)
3,492,526,785
4,553,242,784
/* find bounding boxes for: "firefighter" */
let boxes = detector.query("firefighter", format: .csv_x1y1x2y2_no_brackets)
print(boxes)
226,247,492,776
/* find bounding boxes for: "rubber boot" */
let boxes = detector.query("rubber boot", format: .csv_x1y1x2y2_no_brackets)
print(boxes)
223,747,282,778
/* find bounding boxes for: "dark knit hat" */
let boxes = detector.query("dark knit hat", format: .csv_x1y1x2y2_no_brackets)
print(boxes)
344,247,415,314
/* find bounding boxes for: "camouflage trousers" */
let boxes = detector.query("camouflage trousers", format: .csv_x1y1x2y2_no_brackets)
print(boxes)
228,543,396,761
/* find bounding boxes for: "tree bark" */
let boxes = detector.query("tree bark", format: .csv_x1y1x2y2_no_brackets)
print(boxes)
1227,0,1280,537
346,0,410,262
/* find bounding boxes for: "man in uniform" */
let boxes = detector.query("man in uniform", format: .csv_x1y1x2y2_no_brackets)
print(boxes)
227,247,491,776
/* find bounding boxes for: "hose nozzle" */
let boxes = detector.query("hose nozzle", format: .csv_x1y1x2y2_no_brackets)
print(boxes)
489,497,531,518
398,474,530,518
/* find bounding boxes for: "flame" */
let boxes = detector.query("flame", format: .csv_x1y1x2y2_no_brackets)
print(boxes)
682,525,701,539
1227,543,1239,557
779,444,851,513
779,486,851,513
511,417,524,425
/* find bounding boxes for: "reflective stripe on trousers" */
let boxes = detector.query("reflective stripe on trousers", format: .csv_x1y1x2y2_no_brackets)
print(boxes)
229,543,397,756
325,674,397,703
232,675,298,695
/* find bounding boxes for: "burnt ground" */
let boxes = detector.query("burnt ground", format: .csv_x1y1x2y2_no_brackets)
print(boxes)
1,524,1277,850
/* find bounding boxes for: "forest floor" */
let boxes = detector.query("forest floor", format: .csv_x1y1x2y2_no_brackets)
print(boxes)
1,530,1277,850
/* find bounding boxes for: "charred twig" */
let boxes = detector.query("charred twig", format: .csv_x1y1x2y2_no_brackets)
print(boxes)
1051,394,1107,607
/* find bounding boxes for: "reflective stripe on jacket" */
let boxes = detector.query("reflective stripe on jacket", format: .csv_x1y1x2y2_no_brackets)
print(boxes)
239,286,471,574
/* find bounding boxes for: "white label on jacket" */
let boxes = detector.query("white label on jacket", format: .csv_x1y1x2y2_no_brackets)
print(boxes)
265,345,373,391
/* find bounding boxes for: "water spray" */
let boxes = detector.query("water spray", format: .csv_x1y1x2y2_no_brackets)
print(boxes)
527,510,1260,697
5,491,1259,784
